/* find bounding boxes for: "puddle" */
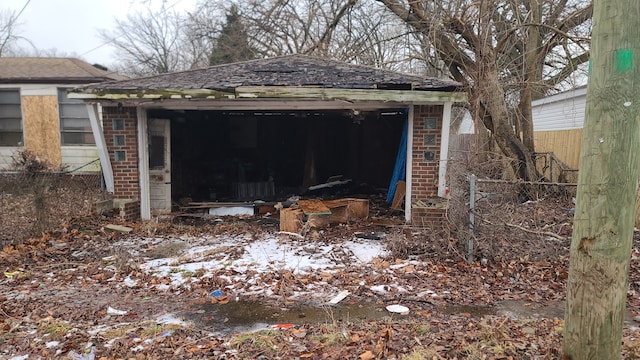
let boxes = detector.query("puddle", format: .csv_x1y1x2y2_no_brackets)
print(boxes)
444,304,496,317
184,301,390,334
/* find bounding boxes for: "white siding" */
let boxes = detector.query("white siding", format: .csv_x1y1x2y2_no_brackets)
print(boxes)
532,87,587,131
457,111,475,134
0,83,58,96
0,147,20,170
61,146,100,172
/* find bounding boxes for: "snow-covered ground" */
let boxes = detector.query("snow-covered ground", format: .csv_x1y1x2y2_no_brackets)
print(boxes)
113,232,389,302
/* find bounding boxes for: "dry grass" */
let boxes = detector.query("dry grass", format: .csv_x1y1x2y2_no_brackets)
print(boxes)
0,174,101,246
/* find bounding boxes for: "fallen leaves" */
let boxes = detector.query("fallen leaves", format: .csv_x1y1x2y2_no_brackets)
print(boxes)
2,197,640,358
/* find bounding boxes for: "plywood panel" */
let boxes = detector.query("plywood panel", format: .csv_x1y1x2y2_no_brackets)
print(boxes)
279,208,304,233
22,95,61,166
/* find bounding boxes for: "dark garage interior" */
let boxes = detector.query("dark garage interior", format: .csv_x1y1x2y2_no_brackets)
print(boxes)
147,109,406,203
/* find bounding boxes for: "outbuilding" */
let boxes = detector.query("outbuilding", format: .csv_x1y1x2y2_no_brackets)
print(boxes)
72,55,466,223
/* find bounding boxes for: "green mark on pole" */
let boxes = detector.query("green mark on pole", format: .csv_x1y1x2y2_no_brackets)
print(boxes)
614,49,634,73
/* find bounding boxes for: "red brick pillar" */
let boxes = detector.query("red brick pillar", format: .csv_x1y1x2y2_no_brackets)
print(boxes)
102,106,140,200
410,105,447,226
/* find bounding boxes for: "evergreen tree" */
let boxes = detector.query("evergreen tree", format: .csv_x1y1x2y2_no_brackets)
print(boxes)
209,5,255,66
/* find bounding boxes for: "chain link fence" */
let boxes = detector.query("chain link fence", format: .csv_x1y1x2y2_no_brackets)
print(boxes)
446,149,576,263
0,155,104,246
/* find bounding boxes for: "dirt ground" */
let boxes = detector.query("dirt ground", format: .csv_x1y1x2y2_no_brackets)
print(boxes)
2,195,640,359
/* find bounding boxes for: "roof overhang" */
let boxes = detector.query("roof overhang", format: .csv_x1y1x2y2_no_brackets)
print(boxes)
69,85,467,105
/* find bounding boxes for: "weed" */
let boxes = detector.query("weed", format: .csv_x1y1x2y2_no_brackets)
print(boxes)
38,319,72,340
401,346,442,360
229,330,278,349
412,323,431,336
147,241,187,259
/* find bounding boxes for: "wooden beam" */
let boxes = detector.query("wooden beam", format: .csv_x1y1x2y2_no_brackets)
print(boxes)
69,88,236,100
405,106,414,223
140,99,409,111
87,103,114,193
236,86,467,103
438,101,453,197
137,108,151,220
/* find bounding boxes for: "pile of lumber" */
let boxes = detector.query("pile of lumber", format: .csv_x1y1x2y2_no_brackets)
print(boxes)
279,198,369,233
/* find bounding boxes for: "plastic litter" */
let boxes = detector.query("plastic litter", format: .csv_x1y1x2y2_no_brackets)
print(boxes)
328,290,350,305
145,329,173,344
106,306,127,316
209,289,224,297
67,346,95,360
386,304,410,315
271,323,294,329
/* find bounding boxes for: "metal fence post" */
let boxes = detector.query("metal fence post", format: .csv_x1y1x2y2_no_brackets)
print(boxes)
100,168,106,201
468,174,476,264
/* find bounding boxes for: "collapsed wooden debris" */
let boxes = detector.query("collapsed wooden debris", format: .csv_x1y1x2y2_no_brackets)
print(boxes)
279,198,369,233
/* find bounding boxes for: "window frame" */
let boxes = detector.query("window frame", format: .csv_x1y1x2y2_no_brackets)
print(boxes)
58,88,95,146
0,88,23,147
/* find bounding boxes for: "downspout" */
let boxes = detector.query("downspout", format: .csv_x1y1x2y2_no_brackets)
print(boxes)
86,103,114,193
438,102,453,197
137,108,151,220
405,106,414,223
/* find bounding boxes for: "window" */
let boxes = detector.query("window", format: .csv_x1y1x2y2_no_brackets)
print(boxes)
0,89,23,146
58,88,94,145
112,119,124,130
424,117,437,130
114,150,126,162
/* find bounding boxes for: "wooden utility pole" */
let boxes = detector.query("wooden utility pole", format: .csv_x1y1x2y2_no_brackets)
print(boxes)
563,1,640,358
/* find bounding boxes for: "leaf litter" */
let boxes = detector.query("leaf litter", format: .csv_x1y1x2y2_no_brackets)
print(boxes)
1,197,640,358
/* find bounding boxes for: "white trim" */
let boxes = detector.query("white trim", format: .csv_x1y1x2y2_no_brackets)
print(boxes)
87,103,113,192
405,106,414,223
531,86,587,107
137,108,151,220
140,99,416,111
438,102,453,197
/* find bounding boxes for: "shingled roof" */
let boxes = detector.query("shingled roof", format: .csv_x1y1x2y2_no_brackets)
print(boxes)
0,57,126,84
80,54,460,93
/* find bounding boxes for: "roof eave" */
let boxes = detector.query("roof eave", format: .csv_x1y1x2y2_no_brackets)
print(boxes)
0,77,121,84
70,86,467,103
235,86,467,103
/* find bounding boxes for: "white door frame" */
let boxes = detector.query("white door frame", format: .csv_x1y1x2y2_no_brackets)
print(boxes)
137,108,151,220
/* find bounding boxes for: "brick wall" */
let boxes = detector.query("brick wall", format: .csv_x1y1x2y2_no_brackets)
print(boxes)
411,105,447,225
120,200,141,221
102,106,140,199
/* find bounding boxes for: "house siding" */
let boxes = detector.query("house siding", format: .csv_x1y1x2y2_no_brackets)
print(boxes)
411,104,446,225
0,84,102,172
60,146,101,172
102,106,140,199
532,87,586,131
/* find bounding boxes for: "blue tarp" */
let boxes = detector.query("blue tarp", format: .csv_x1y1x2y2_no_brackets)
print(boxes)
386,114,408,204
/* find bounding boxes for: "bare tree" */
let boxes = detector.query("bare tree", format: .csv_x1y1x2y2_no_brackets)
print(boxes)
0,8,31,57
233,0,423,72
99,5,213,77
377,0,592,185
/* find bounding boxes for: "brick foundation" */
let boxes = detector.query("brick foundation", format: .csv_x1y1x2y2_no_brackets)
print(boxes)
119,200,141,221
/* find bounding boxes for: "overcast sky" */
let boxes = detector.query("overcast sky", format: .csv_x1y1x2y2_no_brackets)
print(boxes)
3,0,197,67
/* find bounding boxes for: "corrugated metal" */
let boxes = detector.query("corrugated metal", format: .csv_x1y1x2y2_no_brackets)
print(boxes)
232,181,275,201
